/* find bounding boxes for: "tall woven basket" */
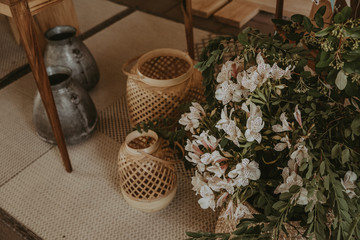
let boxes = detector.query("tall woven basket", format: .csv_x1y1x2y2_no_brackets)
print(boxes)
118,130,178,213
123,48,202,127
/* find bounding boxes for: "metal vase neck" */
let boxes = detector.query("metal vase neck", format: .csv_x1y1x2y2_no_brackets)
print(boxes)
46,66,72,91
45,25,77,44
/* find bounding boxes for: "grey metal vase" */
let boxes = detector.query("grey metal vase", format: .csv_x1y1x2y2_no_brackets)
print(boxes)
44,25,99,91
33,66,97,145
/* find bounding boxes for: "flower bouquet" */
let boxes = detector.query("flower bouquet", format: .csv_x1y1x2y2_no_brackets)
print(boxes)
181,6,360,240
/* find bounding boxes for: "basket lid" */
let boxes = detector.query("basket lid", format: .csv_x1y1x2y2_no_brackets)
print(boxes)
136,48,193,87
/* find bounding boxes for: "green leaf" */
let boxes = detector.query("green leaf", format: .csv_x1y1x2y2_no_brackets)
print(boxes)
338,198,349,211
344,28,360,39
316,52,334,68
324,175,330,190
317,5,327,16
219,138,229,148
341,148,350,164
289,185,301,193
351,115,360,136
341,6,352,21
194,61,203,69
186,232,203,238
291,14,304,23
334,12,344,24
315,14,324,28
238,32,249,46
331,144,341,159
279,192,293,200
345,81,359,97
272,201,287,211
344,128,351,138
335,70,348,90
343,60,360,74
315,26,334,37
319,161,325,175
303,16,313,32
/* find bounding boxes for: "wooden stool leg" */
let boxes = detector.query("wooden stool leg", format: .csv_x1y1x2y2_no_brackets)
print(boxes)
9,0,72,173
275,0,284,19
182,0,194,59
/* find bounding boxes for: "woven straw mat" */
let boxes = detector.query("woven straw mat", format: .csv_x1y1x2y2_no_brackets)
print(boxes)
0,95,217,239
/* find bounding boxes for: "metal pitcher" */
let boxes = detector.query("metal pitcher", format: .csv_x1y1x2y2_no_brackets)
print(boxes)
33,66,97,145
44,25,99,91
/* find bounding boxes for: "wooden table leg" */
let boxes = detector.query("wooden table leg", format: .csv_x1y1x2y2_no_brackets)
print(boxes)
9,0,72,173
182,0,194,59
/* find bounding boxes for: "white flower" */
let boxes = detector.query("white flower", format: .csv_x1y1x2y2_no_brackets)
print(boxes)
198,184,216,210
341,171,358,199
304,65,316,77
256,53,272,84
234,202,252,221
241,71,260,92
216,63,232,83
216,192,229,207
186,152,201,165
274,135,292,152
271,62,285,80
207,162,227,178
244,103,264,143
200,150,225,165
228,158,261,187
272,112,292,132
190,102,205,117
294,104,303,128
179,102,205,134
220,200,234,219
274,161,303,194
186,153,205,172
290,145,310,165
283,65,295,80
216,106,243,147
216,59,244,83
220,201,252,221
294,187,309,205
194,131,219,151
185,139,203,156
191,171,207,194
179,112,199,134
245,117,264,143
207,176,234,194
215,80,235,105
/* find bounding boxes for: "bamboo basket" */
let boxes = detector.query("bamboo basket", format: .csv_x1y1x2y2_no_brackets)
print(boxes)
117,130,178,213
123,48,203,127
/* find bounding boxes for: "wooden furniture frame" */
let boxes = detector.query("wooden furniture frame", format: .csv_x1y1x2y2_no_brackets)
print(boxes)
0,0,72,172
182,0,360,57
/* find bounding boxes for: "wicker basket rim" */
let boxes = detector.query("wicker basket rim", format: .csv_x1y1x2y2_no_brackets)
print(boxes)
124,130,160,155
135,48,194,87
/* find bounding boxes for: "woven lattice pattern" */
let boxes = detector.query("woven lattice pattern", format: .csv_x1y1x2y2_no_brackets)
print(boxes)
139,56,190,80
96,96,131,142
126,71,191,127
118,138,177,201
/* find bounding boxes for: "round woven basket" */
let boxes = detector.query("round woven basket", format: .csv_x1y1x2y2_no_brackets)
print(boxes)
123,48,202,127
118,130,178,213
